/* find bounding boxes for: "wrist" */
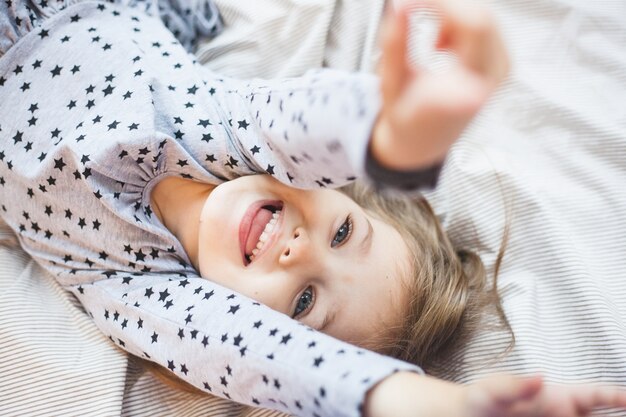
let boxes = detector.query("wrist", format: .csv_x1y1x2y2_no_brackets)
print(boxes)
363,372,464,417
370,117,445,172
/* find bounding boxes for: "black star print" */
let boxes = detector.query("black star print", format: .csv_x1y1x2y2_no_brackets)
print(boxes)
280,333,292,345
39,29,49,39
134,249,146,262
92,115,102,124
253,320,263,329
220,376,228,387
228,305,240,314
203,290,214,300
173,116,183,125
91,36,101,43
238,120,250,130
78,218,86,228
123,91,132,100
113,311,119,321
85,258,94,267
167,360,176,371
121,319,128,329
107,120,120,130
86,99,95,109
81,154,90,164
187,85,198,94
60,35,71,43
225,156,239,169
13,65,23,75
134,69,143,77
177,328,185,339
128,123,139,130
24,142,33,152
102,85,114,96
102,43,112,51
250,145,261,155
70,14,81,22
12,131,23,144
313,356,324,367
65,209,72,219
269,328,278,336
151,332,158,343
221,333,228,343
176,159,188,167
205,154,216,163
99,251,108,260
50,65,62,77
20,82,30,92
180,364,188,375
92,219,101,230
266,164,275,175
233,334,243,346
201,336,209,347
27,116,37,126
67,100,77,110
32,60,42,69
158,289,170,302
144,287,154,298
28,103,39,113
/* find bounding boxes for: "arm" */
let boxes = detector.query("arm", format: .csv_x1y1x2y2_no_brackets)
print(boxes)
66,271,420,417
365,372,626,417
196,0,509,193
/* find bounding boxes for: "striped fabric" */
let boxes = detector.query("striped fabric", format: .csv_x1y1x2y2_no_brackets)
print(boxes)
2,0,625,416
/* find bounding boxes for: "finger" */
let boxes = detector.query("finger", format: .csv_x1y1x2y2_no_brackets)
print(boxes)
472,374,544,408
426,0,504,77
380,4,412,104
573,387,626,415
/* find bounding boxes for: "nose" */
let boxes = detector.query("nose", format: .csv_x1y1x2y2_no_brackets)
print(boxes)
279,227,314,268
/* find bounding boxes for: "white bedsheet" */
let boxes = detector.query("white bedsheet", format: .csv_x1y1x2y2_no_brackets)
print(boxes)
1,0,625,416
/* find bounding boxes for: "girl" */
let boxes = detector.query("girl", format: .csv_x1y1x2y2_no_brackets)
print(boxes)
0,0,624,415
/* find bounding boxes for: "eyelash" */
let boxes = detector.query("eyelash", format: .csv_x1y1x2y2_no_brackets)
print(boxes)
331,214,353,248
293,286,315,318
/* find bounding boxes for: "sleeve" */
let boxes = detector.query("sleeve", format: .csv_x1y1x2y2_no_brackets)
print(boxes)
206,68,442,192
66,271,422,417
118,0,223,50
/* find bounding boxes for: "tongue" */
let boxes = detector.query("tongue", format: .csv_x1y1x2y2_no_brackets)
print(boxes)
245,208,273,254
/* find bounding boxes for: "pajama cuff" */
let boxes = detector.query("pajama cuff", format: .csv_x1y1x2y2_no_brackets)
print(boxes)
364,146,444,191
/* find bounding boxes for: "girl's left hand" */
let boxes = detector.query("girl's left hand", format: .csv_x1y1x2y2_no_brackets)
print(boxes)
370,0,510,171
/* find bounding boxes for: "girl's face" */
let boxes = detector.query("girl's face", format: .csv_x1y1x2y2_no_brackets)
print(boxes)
197,175,412,346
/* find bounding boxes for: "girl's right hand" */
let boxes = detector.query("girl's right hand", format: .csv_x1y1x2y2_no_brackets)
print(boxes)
364,372,626,417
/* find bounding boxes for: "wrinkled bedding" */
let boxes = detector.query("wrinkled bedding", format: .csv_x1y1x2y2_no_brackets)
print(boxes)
1,0,625,415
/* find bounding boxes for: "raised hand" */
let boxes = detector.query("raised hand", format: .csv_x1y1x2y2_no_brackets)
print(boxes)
370,0,509,171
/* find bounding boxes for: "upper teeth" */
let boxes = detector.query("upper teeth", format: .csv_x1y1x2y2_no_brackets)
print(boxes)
250,210,280,261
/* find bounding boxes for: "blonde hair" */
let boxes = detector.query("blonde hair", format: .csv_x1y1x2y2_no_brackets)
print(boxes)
141,181,511,390
341,182,511,370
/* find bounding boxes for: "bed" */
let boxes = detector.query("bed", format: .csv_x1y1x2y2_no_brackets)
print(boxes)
1,0,625,415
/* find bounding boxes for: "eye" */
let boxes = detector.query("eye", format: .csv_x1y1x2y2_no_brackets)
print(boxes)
331,215,353,248
293,286,315,318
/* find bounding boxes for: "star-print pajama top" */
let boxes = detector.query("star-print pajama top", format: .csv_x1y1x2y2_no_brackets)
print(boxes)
0,0,439,416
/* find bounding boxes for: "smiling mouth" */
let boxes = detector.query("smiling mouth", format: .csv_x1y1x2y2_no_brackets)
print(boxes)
240,201,284,266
